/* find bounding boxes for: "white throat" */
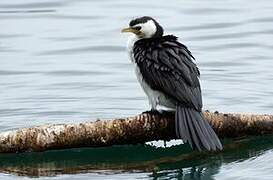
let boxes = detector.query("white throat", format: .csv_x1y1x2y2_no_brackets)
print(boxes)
126,34,139,59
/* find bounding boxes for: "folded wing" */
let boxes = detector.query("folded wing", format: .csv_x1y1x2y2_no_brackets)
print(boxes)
133,35,202,111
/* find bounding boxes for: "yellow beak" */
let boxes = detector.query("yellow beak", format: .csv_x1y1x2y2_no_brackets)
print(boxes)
121,27,141,35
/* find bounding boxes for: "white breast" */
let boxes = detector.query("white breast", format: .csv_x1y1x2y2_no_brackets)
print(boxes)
126,35,175,110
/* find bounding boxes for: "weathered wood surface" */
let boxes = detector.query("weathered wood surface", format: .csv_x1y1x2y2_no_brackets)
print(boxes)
0,111,272,153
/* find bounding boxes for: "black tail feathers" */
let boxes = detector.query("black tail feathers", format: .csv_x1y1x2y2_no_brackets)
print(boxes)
175,105,223,151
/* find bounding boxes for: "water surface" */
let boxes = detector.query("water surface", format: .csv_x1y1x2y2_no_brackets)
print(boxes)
0,0,273,179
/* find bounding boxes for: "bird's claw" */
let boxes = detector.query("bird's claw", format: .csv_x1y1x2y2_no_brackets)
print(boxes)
142,109,161,115
142,109,175,117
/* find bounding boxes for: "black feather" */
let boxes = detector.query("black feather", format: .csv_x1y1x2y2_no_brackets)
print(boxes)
134,35,202,111
176,106,223,151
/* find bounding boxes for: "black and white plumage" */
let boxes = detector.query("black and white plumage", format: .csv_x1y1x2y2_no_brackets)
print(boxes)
122,16,222,151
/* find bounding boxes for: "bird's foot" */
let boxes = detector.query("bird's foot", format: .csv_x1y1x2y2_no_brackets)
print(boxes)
142,109,175,117
142,109,162,115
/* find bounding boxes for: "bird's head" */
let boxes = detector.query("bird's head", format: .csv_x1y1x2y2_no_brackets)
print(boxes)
121,16,164,39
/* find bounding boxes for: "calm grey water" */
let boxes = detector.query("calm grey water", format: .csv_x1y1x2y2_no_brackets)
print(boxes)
0,0,273,179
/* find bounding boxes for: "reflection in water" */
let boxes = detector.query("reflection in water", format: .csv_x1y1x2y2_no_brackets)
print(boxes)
0,136,272,179
215,150,273,180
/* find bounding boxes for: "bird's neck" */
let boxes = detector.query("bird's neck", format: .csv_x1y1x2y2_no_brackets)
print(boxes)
126,34,139,53
126,34,142,63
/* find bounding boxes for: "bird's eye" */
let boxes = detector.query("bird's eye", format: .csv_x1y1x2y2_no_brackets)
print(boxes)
134,26,141,31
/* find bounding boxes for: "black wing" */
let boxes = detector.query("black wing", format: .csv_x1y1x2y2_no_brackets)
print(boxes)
134,35,202,111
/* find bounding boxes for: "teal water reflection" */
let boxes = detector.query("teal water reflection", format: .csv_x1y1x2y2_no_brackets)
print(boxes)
0,136,272,179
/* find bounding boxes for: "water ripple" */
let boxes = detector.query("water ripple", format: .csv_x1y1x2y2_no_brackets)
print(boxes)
43,70,111,76
180,7,240,15
215,150,273,180
248,17,273,23
170,22,242,31
49,14,103,20
37,45,125,55
0,9,55,14
0,70,39,76
0,33,29,39
0,2,67,9
188,29,273,41
201,42,270,51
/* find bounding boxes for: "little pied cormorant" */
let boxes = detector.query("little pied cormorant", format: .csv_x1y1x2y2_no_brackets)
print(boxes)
121,16,222,151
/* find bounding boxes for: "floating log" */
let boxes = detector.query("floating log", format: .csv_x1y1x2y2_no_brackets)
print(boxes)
0,111,272,153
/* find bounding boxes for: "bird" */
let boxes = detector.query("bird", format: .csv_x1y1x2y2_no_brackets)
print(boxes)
121,16,223,151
